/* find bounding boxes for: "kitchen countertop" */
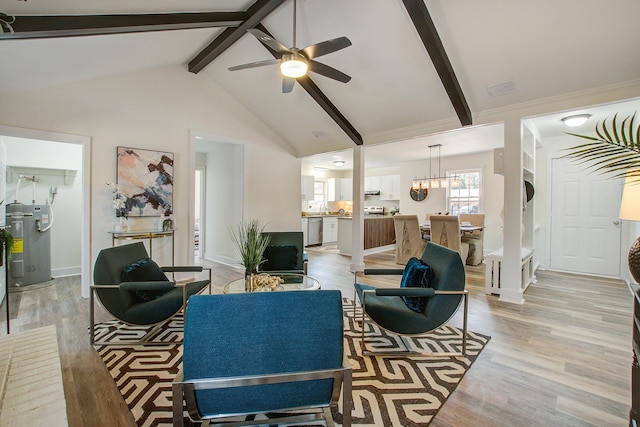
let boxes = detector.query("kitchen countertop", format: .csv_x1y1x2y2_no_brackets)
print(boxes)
301,213,351,218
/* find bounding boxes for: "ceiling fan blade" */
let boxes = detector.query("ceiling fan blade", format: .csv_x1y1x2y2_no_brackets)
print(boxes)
228,58,281,71
301,37,352,59
307,60,351,83
247,28,291,55
282,77,295,93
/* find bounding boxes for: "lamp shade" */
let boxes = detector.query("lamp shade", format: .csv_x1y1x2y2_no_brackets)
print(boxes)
280,57,308,78
619,172,640,221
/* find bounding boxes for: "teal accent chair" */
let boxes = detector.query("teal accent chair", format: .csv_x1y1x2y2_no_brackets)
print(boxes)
259,231,308,275
172,290,352,427
90,242,211,345
354,242,468,356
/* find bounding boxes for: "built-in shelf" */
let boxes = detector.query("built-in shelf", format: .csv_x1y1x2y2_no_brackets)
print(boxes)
7,165,78,185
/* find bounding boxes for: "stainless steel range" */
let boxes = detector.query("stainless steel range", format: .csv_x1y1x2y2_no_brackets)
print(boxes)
364,206,384,215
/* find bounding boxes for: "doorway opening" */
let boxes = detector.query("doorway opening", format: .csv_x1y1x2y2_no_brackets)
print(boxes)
190,132,244,266
0,126,90,301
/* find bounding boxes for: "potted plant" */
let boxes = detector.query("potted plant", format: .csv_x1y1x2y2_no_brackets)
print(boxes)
229,219,271,291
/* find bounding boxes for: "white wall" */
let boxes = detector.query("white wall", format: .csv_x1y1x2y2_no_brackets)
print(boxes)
0,65,303,289
2,136,82,277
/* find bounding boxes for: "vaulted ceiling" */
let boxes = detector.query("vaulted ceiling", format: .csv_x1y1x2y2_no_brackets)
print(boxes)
1,0,639,161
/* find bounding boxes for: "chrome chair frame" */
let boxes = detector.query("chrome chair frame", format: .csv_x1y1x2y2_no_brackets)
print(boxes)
172,356,352,427
90,265,211,346
358,287,468,357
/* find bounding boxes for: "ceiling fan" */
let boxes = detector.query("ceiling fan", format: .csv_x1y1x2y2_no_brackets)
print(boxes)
228,0,352,93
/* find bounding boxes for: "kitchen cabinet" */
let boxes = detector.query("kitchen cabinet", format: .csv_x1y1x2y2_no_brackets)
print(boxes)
327,178,352,201
322,217,338,243
379,174,401,200
364,176,380,192
301,175,315,201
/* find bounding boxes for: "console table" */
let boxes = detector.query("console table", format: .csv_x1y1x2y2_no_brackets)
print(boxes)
108,229,175,266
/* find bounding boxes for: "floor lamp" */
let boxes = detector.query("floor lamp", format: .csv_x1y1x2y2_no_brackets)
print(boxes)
620,173,640,284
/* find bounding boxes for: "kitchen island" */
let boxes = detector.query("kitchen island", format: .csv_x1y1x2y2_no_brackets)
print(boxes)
337,216,395,256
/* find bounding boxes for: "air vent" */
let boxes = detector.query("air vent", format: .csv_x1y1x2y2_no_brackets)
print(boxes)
487,81,517,97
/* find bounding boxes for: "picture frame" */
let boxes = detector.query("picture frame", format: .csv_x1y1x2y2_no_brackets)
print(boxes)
117,146,173,217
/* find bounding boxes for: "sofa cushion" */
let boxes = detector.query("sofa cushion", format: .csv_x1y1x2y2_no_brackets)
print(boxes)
262,245,298,271
400,257,434,312
121,257,170,302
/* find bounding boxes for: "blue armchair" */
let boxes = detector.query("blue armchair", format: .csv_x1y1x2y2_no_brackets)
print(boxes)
354,242,468,356
172,290,351,426
90,242,211,345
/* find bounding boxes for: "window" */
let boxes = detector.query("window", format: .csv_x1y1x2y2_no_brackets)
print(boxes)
314,180,325,203
447,169,481,215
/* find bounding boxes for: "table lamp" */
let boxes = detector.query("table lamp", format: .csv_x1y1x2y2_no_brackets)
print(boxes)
619,172,640,283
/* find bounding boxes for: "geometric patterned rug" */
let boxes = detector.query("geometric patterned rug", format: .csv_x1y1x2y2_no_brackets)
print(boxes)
95,299,490,427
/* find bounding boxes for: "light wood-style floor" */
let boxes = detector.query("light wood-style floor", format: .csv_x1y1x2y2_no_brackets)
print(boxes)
0,247,633,427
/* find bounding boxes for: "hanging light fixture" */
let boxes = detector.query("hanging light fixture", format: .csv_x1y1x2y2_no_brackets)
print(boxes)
412,144,457,190
429,144,449,188
279,0,309,79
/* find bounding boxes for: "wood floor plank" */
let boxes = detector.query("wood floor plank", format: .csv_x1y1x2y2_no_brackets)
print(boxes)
0,247,633,426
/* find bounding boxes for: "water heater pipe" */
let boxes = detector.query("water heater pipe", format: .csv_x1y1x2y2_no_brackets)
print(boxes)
14,175,22,203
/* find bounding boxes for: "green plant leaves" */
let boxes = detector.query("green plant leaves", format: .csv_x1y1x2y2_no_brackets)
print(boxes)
228,219,271,272
563,112,640,181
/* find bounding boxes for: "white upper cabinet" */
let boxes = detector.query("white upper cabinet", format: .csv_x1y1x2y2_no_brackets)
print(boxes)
364,176,380,192
379,174,401,200
301,175,314,201
328,178,353,201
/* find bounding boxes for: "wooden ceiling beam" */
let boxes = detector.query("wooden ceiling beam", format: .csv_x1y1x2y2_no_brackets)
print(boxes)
0,12,246,40
402,0,472,126
188,0,287,74
297,77,363,146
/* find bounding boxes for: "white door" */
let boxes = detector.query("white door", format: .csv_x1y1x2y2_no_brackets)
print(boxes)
549,158,622,276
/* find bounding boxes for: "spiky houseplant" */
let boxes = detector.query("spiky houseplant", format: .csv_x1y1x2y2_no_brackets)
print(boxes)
229,219,271,275
563,112,640,282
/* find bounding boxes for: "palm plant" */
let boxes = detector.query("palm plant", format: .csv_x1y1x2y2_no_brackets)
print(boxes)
563,112,640,180
229,219,271,274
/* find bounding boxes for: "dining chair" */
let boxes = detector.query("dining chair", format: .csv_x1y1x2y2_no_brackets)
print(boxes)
393,215,424,265
429,215,469,264
460,213,485,266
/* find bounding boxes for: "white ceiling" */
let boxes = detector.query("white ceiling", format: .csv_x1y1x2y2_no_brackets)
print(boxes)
1,0,639,168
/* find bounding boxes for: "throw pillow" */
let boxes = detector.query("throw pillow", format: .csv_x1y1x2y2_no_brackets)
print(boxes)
121,257,170,302
262,245,299,271
400,257,434,312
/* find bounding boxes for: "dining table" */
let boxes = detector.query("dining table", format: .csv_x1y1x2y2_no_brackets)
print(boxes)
420,221,484,239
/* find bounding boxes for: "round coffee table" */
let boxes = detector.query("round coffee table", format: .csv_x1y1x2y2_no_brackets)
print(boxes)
223,273,320,294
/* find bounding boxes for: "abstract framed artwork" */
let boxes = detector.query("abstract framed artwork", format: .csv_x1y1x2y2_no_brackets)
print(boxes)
117,146,173,217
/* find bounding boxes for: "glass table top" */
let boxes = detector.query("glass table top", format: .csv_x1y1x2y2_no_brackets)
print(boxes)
223,273,320,294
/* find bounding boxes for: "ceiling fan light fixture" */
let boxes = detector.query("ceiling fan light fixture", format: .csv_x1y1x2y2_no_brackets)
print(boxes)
561,114,591,127
280,55,308,78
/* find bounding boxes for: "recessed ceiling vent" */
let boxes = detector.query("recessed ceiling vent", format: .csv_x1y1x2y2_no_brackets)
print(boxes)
487,81,517,98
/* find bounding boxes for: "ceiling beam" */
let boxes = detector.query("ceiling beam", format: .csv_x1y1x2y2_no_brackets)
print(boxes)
252,24,362,146
0,12,246,40
188,0,287,74
402,0,472,126
297,77,363,146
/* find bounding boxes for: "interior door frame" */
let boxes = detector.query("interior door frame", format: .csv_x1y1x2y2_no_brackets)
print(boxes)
0,125,91,297
194,165,206,259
